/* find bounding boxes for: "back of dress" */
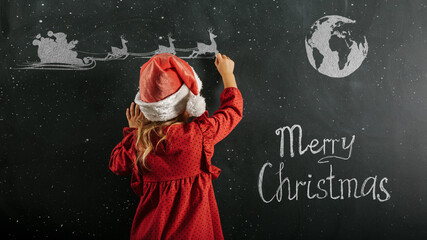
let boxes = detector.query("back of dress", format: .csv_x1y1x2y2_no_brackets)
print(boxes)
139,120,206,182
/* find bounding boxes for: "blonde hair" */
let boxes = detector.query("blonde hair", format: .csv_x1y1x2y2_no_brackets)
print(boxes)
133,110,189,173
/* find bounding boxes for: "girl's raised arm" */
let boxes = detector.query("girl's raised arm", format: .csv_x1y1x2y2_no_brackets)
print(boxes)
195,52,243,145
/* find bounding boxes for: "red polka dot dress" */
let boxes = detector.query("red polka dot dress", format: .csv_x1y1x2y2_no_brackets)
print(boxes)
110,87,243,240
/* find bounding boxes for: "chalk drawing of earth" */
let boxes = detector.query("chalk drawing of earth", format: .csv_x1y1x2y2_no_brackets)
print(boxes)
305,15,368,78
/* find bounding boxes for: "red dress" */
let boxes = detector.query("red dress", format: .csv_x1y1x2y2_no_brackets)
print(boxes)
110,87,243,240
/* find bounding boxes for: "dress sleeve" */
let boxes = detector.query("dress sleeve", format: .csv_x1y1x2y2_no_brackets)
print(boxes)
109,127,137,176
193,87,243,180
194,87,244,146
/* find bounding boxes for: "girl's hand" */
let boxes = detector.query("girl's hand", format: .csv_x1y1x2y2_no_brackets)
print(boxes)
214,53,235,77
126,102,143,128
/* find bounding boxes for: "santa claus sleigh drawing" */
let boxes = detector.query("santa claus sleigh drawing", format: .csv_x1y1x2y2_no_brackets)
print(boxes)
15,28,219,71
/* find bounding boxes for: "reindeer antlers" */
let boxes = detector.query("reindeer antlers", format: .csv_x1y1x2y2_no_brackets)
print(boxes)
207,27,215,33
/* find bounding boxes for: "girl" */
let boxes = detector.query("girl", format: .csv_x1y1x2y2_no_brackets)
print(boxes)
110,52,243,239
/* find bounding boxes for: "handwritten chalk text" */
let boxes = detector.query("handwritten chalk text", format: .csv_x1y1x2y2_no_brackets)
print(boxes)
258,162,391,202
275,124,355,163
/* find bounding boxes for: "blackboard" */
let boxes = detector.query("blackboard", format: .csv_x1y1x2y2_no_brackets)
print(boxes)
2,0,427,239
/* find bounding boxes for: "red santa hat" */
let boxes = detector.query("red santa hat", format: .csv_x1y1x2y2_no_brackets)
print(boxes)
134,53,206,121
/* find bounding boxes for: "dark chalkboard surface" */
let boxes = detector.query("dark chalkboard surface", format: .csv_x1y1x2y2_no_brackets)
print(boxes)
2,0,427,239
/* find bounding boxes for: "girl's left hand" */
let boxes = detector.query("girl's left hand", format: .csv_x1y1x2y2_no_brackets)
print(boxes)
126,102,143,128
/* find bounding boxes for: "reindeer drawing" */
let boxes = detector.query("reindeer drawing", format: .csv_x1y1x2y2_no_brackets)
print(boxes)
188,28,218,58
106,36,128,60
155,33,176,55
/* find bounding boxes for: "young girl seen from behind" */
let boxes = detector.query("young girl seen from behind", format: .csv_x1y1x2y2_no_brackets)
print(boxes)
110,52,243,240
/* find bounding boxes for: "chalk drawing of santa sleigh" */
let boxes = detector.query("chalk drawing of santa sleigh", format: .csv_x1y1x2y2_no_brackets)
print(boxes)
15,28,219,70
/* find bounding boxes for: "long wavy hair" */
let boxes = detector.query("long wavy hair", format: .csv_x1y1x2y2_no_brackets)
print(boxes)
133,110,190,174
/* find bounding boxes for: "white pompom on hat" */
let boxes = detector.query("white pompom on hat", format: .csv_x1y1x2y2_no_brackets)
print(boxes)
134,53,206,122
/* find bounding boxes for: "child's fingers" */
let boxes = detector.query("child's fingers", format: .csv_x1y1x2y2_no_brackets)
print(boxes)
223,54,232,61
130,102,135,116
138,111,144,122
126,108,130,120
218,53,223,61
134,102,140,115
215,53,221,66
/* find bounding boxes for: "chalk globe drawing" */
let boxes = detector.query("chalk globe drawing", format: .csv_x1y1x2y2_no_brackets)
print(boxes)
305,15,368,78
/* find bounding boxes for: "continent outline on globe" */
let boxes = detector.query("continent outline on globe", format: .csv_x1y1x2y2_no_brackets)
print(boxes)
305,15,368,78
